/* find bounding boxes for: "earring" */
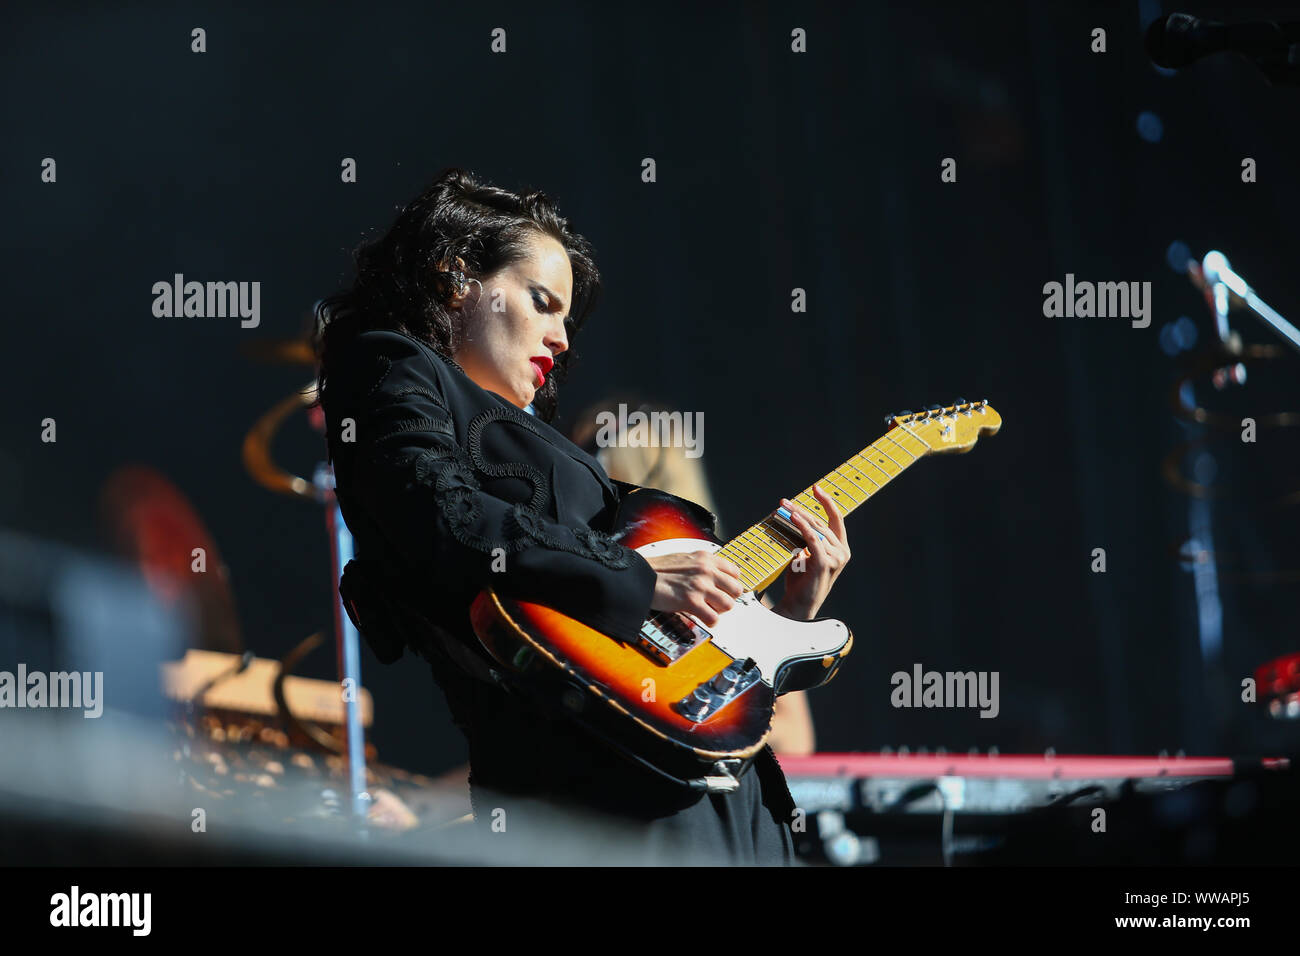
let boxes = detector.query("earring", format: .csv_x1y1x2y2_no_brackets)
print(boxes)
440,268,482,303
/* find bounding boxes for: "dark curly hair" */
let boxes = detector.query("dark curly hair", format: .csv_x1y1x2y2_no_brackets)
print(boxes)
314,167,601,422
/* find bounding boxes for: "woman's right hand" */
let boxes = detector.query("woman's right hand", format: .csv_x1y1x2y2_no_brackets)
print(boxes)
645,551,745,627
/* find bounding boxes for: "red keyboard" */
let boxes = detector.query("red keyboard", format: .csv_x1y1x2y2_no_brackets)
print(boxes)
775,752,1290,779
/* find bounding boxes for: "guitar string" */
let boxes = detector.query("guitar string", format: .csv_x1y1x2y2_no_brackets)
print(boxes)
642,415,969,664
737,432,924,580
717,424,933,592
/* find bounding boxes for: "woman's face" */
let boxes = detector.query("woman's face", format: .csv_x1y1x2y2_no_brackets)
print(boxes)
451,231,572,409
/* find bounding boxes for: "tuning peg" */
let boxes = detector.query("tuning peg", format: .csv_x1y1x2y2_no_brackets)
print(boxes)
954,396,967,406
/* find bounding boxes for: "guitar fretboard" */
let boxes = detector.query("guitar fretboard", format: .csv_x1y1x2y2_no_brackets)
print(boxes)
717,422,931,592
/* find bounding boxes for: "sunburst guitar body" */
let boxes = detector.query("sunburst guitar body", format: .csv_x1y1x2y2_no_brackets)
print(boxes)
470,400,1002,791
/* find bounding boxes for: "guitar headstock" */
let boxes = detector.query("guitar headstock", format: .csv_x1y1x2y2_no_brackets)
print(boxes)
885,399,1002,454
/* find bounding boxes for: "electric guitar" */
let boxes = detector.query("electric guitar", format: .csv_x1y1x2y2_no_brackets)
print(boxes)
469,400,1002,791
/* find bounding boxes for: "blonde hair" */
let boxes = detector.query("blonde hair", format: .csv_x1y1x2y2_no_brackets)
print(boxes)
571,399,722,533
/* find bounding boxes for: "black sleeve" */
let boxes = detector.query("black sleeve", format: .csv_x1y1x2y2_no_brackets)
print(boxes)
326,331,658,646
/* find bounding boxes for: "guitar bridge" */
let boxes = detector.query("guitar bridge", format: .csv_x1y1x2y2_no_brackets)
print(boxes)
674,658,762,723
636,612,709,664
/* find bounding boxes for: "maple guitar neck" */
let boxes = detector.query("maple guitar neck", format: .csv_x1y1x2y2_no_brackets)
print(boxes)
717,399,1002,593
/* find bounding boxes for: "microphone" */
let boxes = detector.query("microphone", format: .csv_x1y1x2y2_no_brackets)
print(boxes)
1201,251,1247,298
1146,13,1300,85
1199,251,1300,357
1146,14,1291,68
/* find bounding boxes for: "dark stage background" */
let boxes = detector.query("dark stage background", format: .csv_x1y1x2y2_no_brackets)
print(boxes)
4,1,1298,777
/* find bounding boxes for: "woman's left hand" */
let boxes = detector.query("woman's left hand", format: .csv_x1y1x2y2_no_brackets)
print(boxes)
775,484,851,621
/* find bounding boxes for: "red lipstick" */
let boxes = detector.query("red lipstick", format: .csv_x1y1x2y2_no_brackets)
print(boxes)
530,354,553,386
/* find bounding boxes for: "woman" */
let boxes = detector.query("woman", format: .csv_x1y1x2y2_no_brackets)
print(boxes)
315,168,850,864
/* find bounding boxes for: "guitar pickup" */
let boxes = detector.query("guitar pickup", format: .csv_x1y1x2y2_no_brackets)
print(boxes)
636,613,710,664
674,658,762,723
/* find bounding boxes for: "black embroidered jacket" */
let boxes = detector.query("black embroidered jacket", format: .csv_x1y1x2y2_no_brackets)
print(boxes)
320,328,797,823
321,328,660,655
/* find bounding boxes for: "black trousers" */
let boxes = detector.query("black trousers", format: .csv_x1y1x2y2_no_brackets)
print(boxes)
430,657,798,866
467,761,796,866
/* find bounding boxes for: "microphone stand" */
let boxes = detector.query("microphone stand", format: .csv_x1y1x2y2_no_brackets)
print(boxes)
242,381,373,830
1174,252,1299,745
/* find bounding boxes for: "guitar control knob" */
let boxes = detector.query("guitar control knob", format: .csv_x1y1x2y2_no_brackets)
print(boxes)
687,686,712,717
712,664,743,692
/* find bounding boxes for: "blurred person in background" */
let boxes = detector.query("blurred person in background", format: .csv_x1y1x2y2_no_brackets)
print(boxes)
570,397,816,756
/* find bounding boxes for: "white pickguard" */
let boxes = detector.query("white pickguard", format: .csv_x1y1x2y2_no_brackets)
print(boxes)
635,537,851,690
